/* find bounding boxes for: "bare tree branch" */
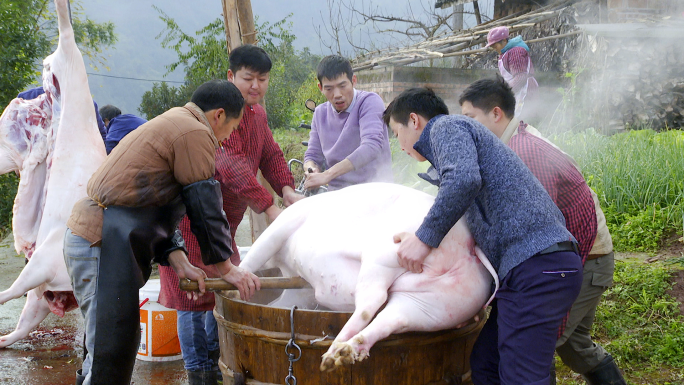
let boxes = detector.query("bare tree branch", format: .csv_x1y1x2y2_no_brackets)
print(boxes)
315,0,492,58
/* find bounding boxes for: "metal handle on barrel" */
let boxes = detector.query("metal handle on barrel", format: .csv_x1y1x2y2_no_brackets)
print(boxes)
180,277,311,292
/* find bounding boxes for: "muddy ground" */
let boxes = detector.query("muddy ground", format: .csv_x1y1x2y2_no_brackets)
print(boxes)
0,216,253,385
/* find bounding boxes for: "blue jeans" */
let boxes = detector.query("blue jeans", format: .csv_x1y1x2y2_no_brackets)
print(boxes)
177,310,219,371
63,228,100,385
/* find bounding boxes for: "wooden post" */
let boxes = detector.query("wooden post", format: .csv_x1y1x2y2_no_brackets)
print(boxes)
473,1,483,25
237,0,257,45
221,0,242,51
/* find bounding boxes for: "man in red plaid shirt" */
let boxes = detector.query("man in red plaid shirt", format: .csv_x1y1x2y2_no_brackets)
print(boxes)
459,76,626,385
158,45,302,385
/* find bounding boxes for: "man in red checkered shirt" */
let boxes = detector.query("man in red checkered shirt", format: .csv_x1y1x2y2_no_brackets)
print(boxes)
459,76,626,385
158,45,302,385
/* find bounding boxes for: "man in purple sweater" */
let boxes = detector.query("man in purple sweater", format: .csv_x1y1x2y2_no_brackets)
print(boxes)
303,55,393,191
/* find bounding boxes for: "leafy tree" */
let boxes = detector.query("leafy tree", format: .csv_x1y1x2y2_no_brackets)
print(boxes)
0,1,50,109
138,81,190,120
0,0,116,110
141,10,321,130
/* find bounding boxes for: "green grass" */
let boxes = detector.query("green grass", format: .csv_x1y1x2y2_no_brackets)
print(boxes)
556,261,684,384
551,129,684,252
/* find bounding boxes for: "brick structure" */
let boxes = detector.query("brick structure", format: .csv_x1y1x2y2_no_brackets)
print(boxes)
607,0,681,22
355,66,563,116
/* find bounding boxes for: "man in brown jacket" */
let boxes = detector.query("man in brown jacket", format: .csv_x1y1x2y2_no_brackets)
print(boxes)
63,80,260,385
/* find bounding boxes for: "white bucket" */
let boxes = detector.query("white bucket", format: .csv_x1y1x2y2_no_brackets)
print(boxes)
137,279,183,362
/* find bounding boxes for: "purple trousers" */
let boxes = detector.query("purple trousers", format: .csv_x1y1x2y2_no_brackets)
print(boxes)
470,250,583,385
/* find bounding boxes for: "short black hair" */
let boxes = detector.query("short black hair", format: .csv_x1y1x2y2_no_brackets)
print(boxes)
191,80,245,119
459,75,516,119
316,55,353,83
383,88,449,126
229,44,272,74
99,105,121,122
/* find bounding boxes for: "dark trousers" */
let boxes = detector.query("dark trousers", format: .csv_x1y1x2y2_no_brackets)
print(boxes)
470,250,583,385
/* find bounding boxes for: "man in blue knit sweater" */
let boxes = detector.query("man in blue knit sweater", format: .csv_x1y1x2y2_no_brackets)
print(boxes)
384,88,583,385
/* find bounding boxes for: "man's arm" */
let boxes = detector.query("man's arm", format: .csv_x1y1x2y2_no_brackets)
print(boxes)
256,121,301,207
345,93,387,171
397,119,482,273
415,121,482,248
215,146,275,215
304,158,353,189
303,111,326,170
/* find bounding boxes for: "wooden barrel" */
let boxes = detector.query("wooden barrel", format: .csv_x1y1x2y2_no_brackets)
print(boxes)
214,290,486,385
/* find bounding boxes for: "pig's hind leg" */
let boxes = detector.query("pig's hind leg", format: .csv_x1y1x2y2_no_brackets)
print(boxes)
0,250,52,305
320,247,403,371
322,290,444,370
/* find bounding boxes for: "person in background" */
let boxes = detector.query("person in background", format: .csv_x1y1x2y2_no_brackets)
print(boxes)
158,44,301,385
383,87,582,385
18,86,108,142
303,55,393,191
459,77,626,385
99,104,147,154
64,80,260,385
485,26,538,117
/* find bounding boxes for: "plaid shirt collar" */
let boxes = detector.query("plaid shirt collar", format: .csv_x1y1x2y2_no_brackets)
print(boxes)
500,117,523,145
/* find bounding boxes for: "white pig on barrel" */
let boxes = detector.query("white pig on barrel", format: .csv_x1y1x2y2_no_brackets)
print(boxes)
239,182,497,371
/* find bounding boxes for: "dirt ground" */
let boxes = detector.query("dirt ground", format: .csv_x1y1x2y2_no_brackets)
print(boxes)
0,215,253,385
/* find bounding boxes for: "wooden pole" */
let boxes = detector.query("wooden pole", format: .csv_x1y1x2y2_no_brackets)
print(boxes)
180,277,312,292
473,1,483,25
237,0,257,45
222,0,242,51
221,0,232,52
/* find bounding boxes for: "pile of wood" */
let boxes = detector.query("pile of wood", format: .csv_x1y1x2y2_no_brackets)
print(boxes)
351,0,579,72
461,4,580,72
575,34,684,130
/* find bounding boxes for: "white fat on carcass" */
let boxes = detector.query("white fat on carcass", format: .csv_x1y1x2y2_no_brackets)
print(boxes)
0,0,106,348
239,182,498,371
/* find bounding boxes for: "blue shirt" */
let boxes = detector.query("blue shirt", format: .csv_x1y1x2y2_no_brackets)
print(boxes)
413,114,574,280
105,114,147,154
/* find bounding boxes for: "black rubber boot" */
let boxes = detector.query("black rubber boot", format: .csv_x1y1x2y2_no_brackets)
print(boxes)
582,355,627,385
208,349,222,384
75,369,85,385
209,349,220,369
187,370,219,385
549,365,556,385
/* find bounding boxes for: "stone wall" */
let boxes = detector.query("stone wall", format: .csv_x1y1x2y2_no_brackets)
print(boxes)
570,26,684,130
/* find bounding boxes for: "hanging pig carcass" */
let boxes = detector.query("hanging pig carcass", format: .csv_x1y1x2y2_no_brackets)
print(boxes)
0,0,106,347
238,182,498,371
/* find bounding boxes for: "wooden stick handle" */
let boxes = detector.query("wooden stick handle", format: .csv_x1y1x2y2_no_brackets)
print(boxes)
180,277,311,292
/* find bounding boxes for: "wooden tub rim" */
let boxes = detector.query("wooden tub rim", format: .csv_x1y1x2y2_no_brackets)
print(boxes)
215,290,487,350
